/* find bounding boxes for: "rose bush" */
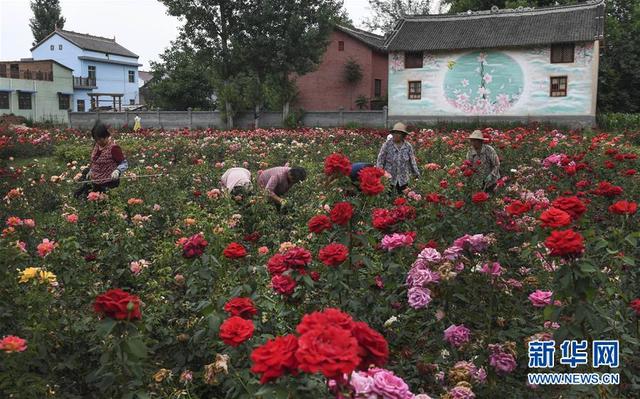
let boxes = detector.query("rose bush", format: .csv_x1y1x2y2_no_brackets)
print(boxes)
0,125,638,398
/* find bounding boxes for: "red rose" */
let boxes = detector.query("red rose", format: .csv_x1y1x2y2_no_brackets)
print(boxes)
539,207,572,228
318,243,349,267
544,229,585,258
223,242,247,259
182,233,208,258
372,208,396,230
576,180,590,189
93,288,142,321
472,192,489,203
630,299,640,315
505,200,531,216
282,247,312,269
425,193,441,203
267,253,288,275
324,153,351,177
454,200,465,209
551,196,586,220
271,274,297,295
297,308,355,335
359,167,385,196
243,232,261,242
622,169,636,176
609,200,637,215
393,205,416,221
394,198,407,206
219,316,254,347
295,326,360,378
330,202,353,226
251,334,299,384
593,181,623,197
352,321,389,370
224,297,257,319
308,215,332,233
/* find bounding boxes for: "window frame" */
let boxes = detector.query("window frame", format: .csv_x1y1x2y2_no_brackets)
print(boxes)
88,65,96,80
550,76,568,97
18,92,32,110
0,92,9,109
128,70,135,83
405,52,424,69
551,43,575,64
58,94,70,110
50,45,55,51
408,80,422,100
77,99,85,112
374,79,382,98
338,41,345,51
59,44,63,50
129,99,135,105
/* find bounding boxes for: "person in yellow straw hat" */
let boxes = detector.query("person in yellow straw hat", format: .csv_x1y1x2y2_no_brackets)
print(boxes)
376,122,420,194
466,130,500,193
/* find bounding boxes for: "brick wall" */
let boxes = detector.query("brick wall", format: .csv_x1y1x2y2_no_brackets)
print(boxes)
295,30,388,111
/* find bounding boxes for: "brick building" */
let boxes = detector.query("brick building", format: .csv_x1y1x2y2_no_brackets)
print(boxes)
295,25,388,111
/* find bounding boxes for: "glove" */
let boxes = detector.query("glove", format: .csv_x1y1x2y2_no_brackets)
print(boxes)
111,170,121,180
280,199,288,208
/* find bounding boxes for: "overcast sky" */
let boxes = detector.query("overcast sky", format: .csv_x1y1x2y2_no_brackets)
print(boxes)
0,0,378,71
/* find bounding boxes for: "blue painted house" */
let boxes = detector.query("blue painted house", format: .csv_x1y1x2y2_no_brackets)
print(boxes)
31,29,140,112
384,0,606,127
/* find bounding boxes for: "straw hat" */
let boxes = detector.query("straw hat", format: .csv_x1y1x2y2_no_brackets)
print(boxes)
391,122,409,135
468,130,488,141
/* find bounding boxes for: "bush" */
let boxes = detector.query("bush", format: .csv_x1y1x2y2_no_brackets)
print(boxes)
597,113,640,131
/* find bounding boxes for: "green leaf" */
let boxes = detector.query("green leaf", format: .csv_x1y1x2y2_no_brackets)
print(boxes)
622,256,636,266
96,319,117,338
624,234,638,248
578,262,597,273
124,337,148,359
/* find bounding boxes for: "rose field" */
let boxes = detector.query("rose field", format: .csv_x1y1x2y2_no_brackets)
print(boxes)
1,124,639,399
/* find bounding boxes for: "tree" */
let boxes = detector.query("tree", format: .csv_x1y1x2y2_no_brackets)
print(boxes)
363,0,432,34
29,0,65,46
232,0,345,127
159,0,251,127
344,58,363,110
147,38,216,111
597,0,640,113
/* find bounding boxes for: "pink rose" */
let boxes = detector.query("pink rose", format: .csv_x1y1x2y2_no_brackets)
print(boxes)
66,214,78,223
528,290,553,307
443,324,471,347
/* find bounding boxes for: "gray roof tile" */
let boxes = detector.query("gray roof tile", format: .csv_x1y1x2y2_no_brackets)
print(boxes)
335,25,386,50
33,29,138,58
386,0,605,51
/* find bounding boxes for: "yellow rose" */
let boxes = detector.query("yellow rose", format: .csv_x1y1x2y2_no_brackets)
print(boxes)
18,267,40,283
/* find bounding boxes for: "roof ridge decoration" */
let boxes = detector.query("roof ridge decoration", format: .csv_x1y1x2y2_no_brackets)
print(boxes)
336,24,385,40
59,29,116,42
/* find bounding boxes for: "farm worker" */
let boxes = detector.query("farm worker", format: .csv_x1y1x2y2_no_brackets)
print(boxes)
376,122,420,194
220,167,253,197
258,166,307,208
350,162,374,184
466,130,500,193
133,114,142,132
74,121,128,199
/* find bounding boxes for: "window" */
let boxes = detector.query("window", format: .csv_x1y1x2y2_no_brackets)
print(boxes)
18,92,32,110
551,43,575,63
50,45,55,51
10,64,19,79
338,41,345,51
408,81,421,100
77,99,85,112
88,66,96,80
130,99,135,105
128,71,135,83
374,79,382,97
0,65,6,78
58,94,70,110
550,76,568,97
405,52,423,69
0,92,9,109
59,44,63,50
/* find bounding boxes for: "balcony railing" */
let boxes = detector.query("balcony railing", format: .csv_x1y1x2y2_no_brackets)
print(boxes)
74,76,97,89
0,70,53,81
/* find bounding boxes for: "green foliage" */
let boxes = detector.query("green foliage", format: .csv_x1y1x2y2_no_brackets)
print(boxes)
284,108,305,129
29,0,65,46
597,113,640,131
344,58,364,84
147,39,217,111
355,95,369,110
364,0,433,33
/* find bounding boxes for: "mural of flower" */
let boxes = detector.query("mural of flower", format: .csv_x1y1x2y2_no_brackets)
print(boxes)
444,51,524,115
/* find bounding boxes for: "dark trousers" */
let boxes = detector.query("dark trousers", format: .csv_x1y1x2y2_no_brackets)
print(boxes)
390,183,407,196
74,179,119,199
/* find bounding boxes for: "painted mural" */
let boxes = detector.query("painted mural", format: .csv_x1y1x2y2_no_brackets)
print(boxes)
388,43,597,117
443,51,524,115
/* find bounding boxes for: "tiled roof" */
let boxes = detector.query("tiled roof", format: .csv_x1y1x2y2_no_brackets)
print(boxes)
385,0,605,51
335,25,386,50
32,29,138,58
